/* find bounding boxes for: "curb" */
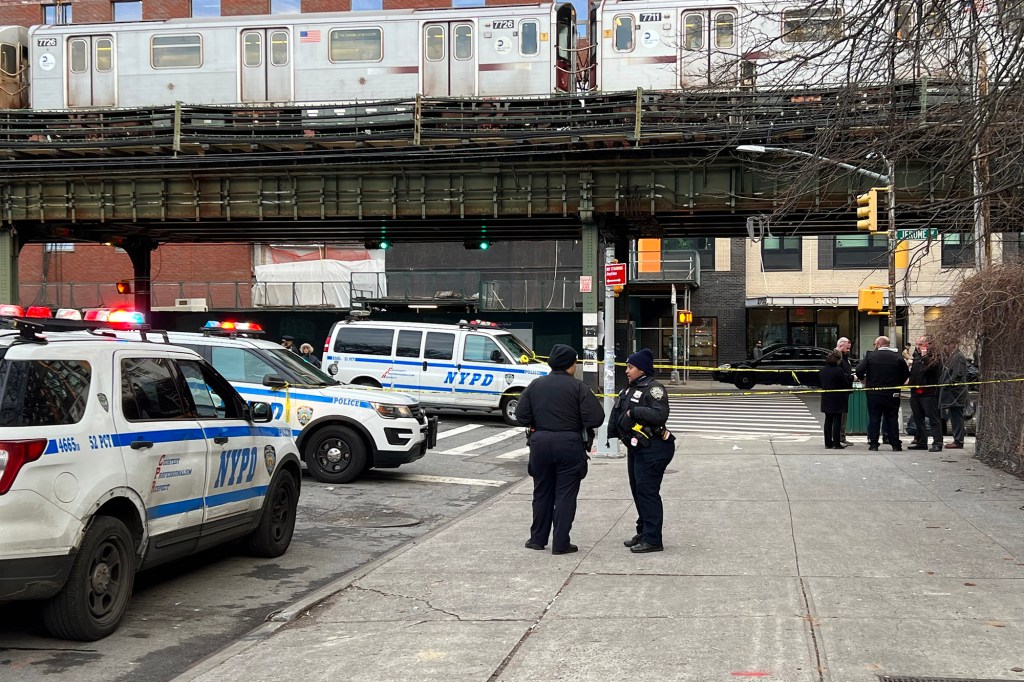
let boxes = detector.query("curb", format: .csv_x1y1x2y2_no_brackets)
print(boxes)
171,471,531,682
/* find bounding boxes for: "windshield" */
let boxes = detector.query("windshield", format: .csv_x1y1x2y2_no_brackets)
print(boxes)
494,333,540,364
266,348,339,385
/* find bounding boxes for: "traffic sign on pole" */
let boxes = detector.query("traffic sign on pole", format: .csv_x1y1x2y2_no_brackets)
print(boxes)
605,262,627,286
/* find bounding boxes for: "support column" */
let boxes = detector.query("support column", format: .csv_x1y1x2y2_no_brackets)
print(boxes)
123,237,157,317
0,228,18,305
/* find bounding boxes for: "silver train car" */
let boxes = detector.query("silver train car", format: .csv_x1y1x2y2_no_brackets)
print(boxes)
0,0,1014,110
0,25,27,108
23,4,577,109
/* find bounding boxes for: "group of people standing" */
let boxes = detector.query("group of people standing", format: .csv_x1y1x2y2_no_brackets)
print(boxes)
820,335,971,451
515,346,674,556
280,335,320,366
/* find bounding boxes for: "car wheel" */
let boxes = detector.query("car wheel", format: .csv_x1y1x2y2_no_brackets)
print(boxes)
500,394,519,426
41,516,136,641
351,377,380,388
734,374,755,390
245,471,298,557
305,425,367,484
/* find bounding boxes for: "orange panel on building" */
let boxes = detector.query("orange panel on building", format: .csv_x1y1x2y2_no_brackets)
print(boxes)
637,238,662,273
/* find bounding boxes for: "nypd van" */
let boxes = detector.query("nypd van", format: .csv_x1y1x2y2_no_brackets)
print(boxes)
0,319,301,641
110,322,437,484
322,319,550,425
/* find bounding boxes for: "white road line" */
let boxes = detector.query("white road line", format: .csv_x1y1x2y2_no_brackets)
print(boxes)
372,472,506,487
445,427,524,454
496,446,530,460
435,423,482,440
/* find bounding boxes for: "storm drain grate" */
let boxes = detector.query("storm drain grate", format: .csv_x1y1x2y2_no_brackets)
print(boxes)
880,671,1024,675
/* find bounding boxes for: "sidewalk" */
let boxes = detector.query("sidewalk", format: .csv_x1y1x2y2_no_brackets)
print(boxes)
179,436,1024,682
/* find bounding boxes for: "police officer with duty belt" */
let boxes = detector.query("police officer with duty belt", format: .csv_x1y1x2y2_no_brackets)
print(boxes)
515,344,605,555
607,348,675,553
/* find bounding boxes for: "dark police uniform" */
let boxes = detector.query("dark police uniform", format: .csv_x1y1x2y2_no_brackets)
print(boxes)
608,373,674,549
855,346,910,451
515,353,605,554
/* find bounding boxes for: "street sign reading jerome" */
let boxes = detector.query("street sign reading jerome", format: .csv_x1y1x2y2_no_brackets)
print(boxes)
896,228,939,240
605,262,627,286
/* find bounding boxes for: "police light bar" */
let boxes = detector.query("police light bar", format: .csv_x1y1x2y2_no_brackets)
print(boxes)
0,304,25,317
55,308,83,320
202,320,264,334
107,310,146,325
25,306,53,318
460,319,503,329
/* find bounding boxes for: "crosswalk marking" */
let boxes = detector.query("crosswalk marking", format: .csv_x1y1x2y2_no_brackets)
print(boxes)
435,423,482,440
667,395,820,435
496,446,530,460
444,427,523,454
371,472,506,487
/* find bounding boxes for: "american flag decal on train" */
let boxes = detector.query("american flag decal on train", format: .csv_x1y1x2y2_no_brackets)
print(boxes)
300,30,321,43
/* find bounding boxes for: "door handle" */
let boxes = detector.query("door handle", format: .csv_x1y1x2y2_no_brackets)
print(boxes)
422,360,427,371
130,440,154,450
214,436,229,444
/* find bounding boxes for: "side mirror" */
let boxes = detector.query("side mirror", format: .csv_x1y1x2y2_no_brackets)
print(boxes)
490,349,504,363
263,374,287,388
248,401,272,423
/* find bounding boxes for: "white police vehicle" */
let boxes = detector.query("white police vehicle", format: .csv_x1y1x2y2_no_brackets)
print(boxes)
112,321,437,484
322,319,550,425
0,317,301,641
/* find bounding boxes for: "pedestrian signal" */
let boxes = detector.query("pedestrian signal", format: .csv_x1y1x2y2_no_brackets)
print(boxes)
677,310,693,325
856,189,878,231
857,288,884,312
116,280,132,295
612,284,624,298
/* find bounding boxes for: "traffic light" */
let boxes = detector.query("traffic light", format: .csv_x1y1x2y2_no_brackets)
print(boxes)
465,226,490,250
856,189,878,231
611,284,624,298
116,279,132,295
857,287,884,312
677,309,693,325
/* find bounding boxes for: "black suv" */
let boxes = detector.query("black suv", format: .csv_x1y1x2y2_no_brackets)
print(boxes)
712,345,833,390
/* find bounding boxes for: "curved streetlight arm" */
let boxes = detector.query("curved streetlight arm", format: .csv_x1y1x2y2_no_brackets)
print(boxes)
736,145,891,184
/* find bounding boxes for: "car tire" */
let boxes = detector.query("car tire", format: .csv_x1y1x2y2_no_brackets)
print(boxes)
351,378,380,388
500,394,519,426
41,516,136,641
245,471,298,558
305,425,367,484
734,374,755,390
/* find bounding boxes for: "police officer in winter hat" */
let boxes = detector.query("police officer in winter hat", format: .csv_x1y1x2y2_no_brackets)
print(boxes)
607,347,674,553
515,344,605,555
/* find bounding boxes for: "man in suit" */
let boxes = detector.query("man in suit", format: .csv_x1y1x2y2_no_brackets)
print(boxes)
835,337,853,445
856,335,910,451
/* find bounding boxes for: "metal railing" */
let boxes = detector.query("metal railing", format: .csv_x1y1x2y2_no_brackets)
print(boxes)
629,247,702,286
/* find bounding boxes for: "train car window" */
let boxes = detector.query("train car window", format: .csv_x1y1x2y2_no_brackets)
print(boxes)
613,15,634,51
715,12,735,48
454,24,473,60
781,6,843,43
271,30,289,66
520,20,539,56
425,25,445,61
0,44,15,76
69,38,88,73
683,13,703,50
96,38,113,72
243,32,262,67
152,34,203,68
328,28,383,62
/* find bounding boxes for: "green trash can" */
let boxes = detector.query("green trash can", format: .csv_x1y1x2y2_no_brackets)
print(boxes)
846,382,868,434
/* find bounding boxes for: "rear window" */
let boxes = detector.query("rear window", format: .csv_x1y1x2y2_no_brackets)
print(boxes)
0,359,91,426
334,327,394,356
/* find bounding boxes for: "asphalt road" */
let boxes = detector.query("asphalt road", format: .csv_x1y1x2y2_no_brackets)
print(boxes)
0,412,530,682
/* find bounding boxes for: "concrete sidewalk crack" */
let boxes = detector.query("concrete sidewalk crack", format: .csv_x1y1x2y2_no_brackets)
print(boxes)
351,585,464,620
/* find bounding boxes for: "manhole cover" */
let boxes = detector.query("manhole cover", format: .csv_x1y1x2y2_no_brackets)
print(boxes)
880,671,1024,675
299,508,421,528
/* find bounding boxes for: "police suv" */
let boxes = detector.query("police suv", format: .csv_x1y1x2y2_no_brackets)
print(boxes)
0,318,301,641
322,319,550,425
112,322,437,484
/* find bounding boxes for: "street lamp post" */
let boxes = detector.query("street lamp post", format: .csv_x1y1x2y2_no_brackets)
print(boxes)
736,145,898,343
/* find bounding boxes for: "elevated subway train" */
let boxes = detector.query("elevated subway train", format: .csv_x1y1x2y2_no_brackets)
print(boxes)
0,0,1005,110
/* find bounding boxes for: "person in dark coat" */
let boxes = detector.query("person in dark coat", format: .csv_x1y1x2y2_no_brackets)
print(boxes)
607,348,674,554
908,335,944,451
939,343,969,449
515,344,605,555
820,350,852,449
752,340,763,359
856,336,910,451
835,337,854,445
